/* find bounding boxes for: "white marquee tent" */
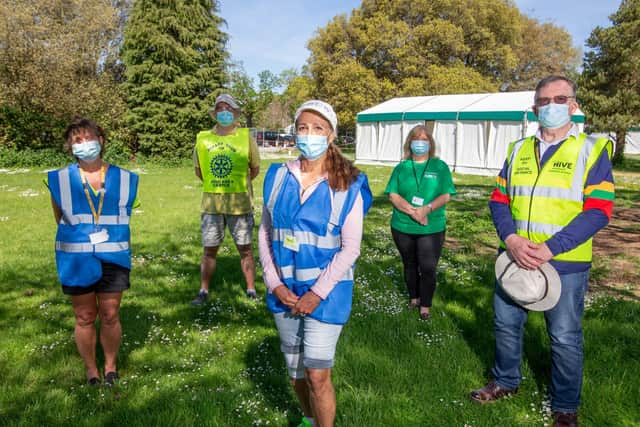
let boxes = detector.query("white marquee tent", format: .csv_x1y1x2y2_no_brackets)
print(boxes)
626,131,640,154
355,91,586,175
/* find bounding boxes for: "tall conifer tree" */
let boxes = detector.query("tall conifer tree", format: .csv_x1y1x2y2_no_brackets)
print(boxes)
580,0,640,164
122,0,227,158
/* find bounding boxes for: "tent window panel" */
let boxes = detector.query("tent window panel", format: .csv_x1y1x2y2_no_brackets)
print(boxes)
378,121,403,161
355,123,378,160
626,132,640,154
433,121,456,166
456,121,486,168
487,122,523,169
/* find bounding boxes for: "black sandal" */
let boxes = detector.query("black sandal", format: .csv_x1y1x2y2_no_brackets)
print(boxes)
104,371,119,386
87,377,101,386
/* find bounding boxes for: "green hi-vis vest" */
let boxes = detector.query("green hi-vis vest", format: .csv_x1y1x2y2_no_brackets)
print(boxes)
196,128,249,193
503,133,612,263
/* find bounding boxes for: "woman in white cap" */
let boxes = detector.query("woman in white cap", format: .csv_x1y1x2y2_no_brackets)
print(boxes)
384,125,456,320
258,100,372,427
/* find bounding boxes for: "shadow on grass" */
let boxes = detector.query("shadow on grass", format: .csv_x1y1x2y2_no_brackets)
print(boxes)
243,335,304,427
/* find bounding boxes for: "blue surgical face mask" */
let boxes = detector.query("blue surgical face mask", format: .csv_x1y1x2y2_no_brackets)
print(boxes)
537,103,570,129
410,140,430,156
72,140,101,161
296,134,329,160
216,110,235,126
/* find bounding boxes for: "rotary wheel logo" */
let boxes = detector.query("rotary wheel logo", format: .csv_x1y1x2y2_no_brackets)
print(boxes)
210,154,233,178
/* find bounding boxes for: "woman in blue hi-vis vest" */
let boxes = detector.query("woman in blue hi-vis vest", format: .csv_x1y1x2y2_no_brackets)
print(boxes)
259,100,372,427
47,118,138,387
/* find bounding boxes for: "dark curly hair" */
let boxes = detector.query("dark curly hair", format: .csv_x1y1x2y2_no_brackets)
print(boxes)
63,117,106,156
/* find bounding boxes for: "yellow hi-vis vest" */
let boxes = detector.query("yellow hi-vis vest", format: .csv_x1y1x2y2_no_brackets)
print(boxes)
196,128,249,193
503,133,612,263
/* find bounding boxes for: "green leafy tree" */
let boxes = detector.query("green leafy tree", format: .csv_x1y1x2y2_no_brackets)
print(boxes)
227,64,259,127
0,0,123,150
121,0,227,159
227,66,289,128
579,0,640,164
305,0,578,133
281,67,315,119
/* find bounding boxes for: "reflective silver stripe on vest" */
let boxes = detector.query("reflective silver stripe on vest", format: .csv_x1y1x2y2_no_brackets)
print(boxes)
272,228,341,249
266,166,288,216
57,167,132,226
571,135,597,193
509,185,583,202
506,137,529,183
327,190,347,233
515,219,564,236
119,169,130,220
277,265,354,282
55,241,130,253
60,214,131,225
58,167,79,225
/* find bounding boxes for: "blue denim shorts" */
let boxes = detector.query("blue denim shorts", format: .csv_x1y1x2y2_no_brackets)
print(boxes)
273,312,344,379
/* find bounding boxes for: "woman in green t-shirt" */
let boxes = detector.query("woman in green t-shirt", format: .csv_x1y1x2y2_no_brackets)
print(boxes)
384,125,456,321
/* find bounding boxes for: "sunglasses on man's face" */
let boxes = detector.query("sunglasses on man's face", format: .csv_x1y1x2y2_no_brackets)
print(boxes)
535,95,575,106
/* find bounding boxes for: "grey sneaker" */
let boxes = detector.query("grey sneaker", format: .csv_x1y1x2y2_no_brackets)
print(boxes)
191,290,209,305
246,289,257,299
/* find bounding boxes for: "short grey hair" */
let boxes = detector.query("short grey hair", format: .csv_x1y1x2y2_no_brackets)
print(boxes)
535,75,577,99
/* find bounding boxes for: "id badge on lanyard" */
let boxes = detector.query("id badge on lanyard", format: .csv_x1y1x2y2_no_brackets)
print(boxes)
80,165,107,238
411,159,429,206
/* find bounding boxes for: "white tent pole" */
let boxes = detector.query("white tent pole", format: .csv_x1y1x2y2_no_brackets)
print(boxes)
453,111,459,173
400,111,406,161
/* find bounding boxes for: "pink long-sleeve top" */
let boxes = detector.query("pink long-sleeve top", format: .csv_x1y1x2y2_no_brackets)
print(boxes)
258,160,364,300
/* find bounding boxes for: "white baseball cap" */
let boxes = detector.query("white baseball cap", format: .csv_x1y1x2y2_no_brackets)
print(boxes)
294,100,338,133
495,251,562,311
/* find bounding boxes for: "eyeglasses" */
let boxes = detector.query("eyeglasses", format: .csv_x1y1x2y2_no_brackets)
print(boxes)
534,95,575,106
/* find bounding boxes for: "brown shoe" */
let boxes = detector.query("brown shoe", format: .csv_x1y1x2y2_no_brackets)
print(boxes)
470,380,518,404
553,411,578,427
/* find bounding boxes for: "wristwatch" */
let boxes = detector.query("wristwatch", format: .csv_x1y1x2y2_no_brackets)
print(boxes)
427,203,433,212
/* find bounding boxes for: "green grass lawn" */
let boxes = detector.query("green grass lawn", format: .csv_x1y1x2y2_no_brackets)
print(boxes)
0,160,638,426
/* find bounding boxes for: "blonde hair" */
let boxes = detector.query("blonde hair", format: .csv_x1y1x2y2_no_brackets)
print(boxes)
403,125,436,160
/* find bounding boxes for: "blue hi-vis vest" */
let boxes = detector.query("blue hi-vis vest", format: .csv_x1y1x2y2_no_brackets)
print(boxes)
263,163,372,325
47,164,139,286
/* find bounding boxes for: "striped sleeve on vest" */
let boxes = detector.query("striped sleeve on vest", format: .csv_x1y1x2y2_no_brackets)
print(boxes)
583,150,615,219
489,159,517,241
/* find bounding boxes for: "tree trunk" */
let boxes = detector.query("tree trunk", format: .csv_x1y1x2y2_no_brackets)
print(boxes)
613,129,626,165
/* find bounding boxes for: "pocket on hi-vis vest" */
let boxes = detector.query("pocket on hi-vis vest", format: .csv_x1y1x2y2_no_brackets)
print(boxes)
283,234,300,252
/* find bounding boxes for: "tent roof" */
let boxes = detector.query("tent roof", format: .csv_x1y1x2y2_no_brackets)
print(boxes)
357,91,585,123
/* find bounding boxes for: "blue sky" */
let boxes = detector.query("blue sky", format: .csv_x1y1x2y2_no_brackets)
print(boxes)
218,0,620,82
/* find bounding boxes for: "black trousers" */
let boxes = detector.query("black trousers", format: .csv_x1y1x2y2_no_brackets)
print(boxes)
391,228,445,308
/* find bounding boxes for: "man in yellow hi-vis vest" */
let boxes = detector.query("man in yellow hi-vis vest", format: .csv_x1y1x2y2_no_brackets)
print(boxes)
470,76,614,427
192,93,260,305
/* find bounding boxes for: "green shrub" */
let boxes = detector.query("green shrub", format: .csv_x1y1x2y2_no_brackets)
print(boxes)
0,146,70,168
0,106,66,150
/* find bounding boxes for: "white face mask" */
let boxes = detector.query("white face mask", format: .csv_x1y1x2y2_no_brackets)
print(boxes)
72,140,101,161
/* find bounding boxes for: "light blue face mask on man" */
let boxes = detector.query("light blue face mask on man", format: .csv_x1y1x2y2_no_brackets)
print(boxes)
296,134,329,160
216,110,235,126
410,140,430,156
537,103,571,129
72,140,101,161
